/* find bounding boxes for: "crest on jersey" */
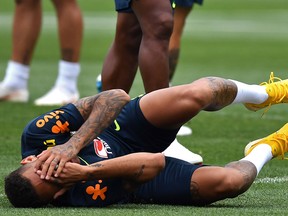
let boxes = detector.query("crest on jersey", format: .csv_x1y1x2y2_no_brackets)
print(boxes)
93,138,112,158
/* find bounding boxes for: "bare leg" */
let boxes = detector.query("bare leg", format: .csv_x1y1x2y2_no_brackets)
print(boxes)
189,121,288,205
140,77,237,129
12,0,42,65
101,13,141,93
132,0,173,92
0,0,41,101
34,0,83,106
169,6,192,81
52,0,83,63
190,161,257,205
102,0,173,93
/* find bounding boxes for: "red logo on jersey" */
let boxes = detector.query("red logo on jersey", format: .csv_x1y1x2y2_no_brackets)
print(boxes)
94,139,108,158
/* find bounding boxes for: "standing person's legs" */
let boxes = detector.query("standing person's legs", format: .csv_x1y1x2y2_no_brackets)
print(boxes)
101,12,142,93
131,0,173,93
102,0,173,93
100,0,200,163
34,0,83,106
169,6,192,82
0,0,42,102
169,0,203,82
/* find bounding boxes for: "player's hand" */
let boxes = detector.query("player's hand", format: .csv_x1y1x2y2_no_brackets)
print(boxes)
34,143,78,180
38,162,87,185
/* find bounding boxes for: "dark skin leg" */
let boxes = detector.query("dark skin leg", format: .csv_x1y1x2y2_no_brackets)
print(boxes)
101,13,141,93
169,6,193,81
102,0,173,93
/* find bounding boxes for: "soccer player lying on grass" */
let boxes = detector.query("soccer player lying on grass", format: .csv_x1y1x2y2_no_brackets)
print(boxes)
5,72,288,207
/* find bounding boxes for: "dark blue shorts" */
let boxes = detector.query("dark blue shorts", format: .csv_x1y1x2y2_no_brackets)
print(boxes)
114,0,203,13
114,0,133,13
172,0,203,7
132,157,202,205
113,0,203,13
100,96,179,154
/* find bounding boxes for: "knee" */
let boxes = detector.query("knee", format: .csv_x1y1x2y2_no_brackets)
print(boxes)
180,79,214,110
51,0,78,10
144,13,173,41
190,77,237,111
116,26,142,52
155,14,174,40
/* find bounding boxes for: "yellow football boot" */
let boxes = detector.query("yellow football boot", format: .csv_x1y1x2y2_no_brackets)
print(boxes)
244,123,288,159
245,72,288,111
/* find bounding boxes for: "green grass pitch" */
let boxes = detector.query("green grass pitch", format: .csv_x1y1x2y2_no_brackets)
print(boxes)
0,0,288,215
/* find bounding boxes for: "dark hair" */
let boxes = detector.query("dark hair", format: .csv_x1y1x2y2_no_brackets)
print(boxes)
4,166,48,208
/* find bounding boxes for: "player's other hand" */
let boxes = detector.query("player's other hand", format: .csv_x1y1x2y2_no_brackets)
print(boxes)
46,162,87,185
34,144,78,180
35,162,87,199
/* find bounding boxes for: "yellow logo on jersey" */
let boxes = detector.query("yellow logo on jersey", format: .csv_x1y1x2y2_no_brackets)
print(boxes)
43,139,56,147
114,120,120,131
86,180,107,200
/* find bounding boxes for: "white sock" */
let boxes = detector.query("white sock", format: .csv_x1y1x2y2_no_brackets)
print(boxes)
55,60,80,94
2,61,29,89
240,144,273,175
163,139,203,164
229,79,268,104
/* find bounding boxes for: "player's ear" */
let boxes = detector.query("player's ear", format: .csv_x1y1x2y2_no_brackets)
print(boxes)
21,155,37,165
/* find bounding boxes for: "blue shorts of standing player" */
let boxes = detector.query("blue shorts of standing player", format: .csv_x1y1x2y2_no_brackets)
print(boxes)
172,0,203,8
113,0,203,13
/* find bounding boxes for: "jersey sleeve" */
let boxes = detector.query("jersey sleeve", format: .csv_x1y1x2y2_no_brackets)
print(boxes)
21,103,84,159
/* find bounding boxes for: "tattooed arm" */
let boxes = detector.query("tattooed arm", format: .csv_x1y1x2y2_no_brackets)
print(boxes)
48,153,165,193
70,89,130,151
35,89,130,180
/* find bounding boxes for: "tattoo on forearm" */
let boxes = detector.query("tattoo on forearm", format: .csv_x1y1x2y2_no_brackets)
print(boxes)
206,77,237,109
88,163,104,180
91,163,103,168
73,90,129,149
